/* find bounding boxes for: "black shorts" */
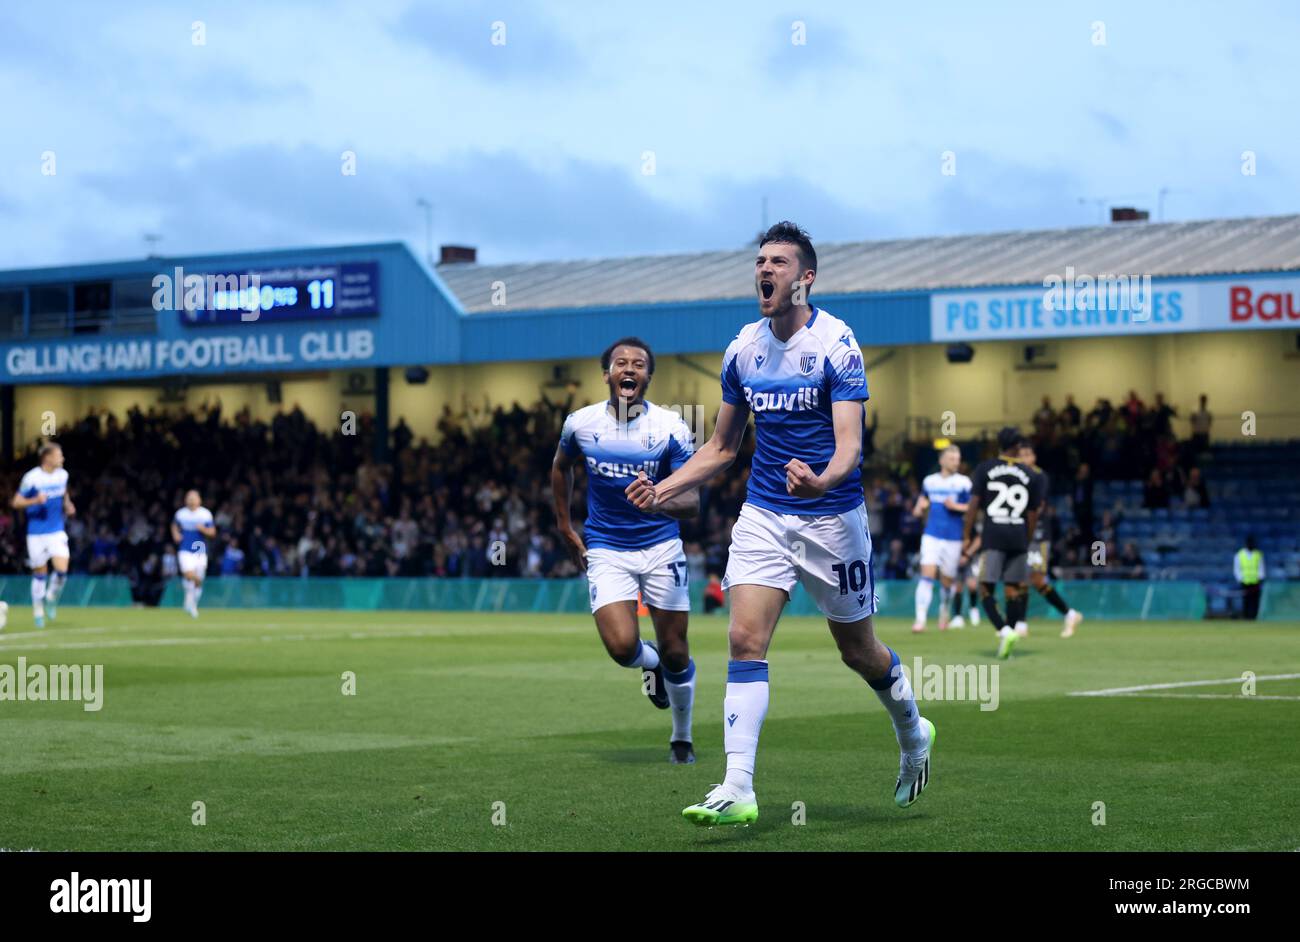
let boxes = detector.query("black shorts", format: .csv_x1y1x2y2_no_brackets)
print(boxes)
980,548,1028,584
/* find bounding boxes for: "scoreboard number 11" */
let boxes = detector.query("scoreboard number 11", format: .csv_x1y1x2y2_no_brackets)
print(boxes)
307,278,335,310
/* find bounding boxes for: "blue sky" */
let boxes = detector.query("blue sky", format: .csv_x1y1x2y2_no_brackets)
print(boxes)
2,0,1298,268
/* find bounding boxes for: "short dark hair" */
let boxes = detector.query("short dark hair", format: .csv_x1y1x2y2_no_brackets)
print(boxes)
759,221,817,273
601,337,654,375
997,426,1023,453
38,442,61,459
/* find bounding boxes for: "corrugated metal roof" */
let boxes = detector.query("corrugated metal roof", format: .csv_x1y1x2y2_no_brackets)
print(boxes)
438,214,1300,314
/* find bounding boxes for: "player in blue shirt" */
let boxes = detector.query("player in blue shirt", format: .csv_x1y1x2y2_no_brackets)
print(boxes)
11,443,75,628
910,445,972,632
628,222,934,825
551,337,702,764
172,490,216,618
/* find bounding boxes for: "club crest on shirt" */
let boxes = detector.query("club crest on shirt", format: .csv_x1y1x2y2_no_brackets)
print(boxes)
799,353,817,375
641,431,656,450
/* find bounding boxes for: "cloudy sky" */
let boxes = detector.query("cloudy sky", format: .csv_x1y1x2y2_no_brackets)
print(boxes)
3,0,1298,268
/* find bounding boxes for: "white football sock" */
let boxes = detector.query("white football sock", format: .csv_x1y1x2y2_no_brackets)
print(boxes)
193,583,203,606
615,639,660,670
939,582,955,616
664,659,696,743
47,571,65,602
183,581,195,608
867,648,926,753
31,574,47,611
722,660,769,793
914,578,934,622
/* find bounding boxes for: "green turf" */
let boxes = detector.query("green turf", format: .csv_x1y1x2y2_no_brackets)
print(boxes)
0,606,1297,851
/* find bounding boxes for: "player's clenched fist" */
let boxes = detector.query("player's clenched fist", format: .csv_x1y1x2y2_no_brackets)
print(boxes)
624,471,660,512
784,458,826,498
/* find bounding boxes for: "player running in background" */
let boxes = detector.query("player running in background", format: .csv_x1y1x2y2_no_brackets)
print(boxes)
963,427,1045,659
172,490,216,618
629,222,933,825
11,443,75,628
552,337,701,765
910,444,971,633
1016,444,1084,638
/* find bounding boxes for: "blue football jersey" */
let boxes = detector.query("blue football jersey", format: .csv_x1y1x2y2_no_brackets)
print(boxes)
19,466,69,535
560,400,694,551
720,306,868,514
921,472,972,541
174,505,215,554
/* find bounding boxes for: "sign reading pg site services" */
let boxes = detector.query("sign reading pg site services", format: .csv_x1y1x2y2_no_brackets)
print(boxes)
931,274,1300,342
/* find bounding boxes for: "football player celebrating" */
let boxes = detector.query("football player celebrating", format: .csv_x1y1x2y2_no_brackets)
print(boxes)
629,222,933,826
552,337,701,764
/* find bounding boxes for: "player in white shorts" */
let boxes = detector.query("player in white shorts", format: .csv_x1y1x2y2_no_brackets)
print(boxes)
11,443,75,628
628,222,934,825
172,490,216,617
910,445,972,632
552,337,701,765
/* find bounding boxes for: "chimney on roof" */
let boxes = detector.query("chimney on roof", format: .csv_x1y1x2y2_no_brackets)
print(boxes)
1110,207,1149,224
439,245,477,265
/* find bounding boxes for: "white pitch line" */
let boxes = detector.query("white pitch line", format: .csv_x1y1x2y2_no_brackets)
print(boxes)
0,624,586,653
1089,692,1300,702
1070,673,1300,697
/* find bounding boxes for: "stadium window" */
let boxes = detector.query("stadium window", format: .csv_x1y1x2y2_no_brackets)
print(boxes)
112,278,160,333
73,281,113,334
0,289,23,339
28,283,71,337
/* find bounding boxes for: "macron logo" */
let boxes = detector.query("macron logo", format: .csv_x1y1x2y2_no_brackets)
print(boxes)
50,872,151,923
727,713,738,727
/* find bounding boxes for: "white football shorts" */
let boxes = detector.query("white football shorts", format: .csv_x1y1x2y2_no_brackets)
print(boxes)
919,534,963,579
27,531,70,568
585,537,690,613
178,550,208,576
723,502,876,623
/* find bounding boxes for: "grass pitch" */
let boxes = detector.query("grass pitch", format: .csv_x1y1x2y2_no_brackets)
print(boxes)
1,606,1297,851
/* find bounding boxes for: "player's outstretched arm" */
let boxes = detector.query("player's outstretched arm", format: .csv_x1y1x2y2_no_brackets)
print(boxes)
11,490,45,509
171,523,183,544
785,399,862,498
550,443,587,569
626,471,699,519
628,401,748,510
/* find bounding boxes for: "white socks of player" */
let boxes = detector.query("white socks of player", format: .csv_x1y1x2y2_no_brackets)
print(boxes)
867,648,927,753
46,571,65,604
914,577,934,624
721,660,769,793
614,639,659,670
31,574,46,613
663,659,696,743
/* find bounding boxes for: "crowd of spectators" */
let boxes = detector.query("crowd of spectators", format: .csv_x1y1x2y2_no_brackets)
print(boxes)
0,389,1214,590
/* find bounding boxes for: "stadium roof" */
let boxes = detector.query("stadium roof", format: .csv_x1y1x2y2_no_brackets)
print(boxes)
437,214,1300,314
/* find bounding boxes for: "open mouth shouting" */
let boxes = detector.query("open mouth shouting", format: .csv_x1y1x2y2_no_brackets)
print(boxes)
759,279,775,301
617,376,640,397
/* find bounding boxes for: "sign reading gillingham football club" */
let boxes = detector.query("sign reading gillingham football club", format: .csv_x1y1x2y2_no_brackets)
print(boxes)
3,329,377,381
930,273,1300,342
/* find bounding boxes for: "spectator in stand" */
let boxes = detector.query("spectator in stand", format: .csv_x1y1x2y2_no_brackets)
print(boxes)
222,538,246,575
703,572,726,614
1143,469,1170,509
1189,394,1213,457
1033,396,1055,434
1118,542,1145,579
1183,466,1210,508
1071,463,1095,543
1060,394,1082,430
